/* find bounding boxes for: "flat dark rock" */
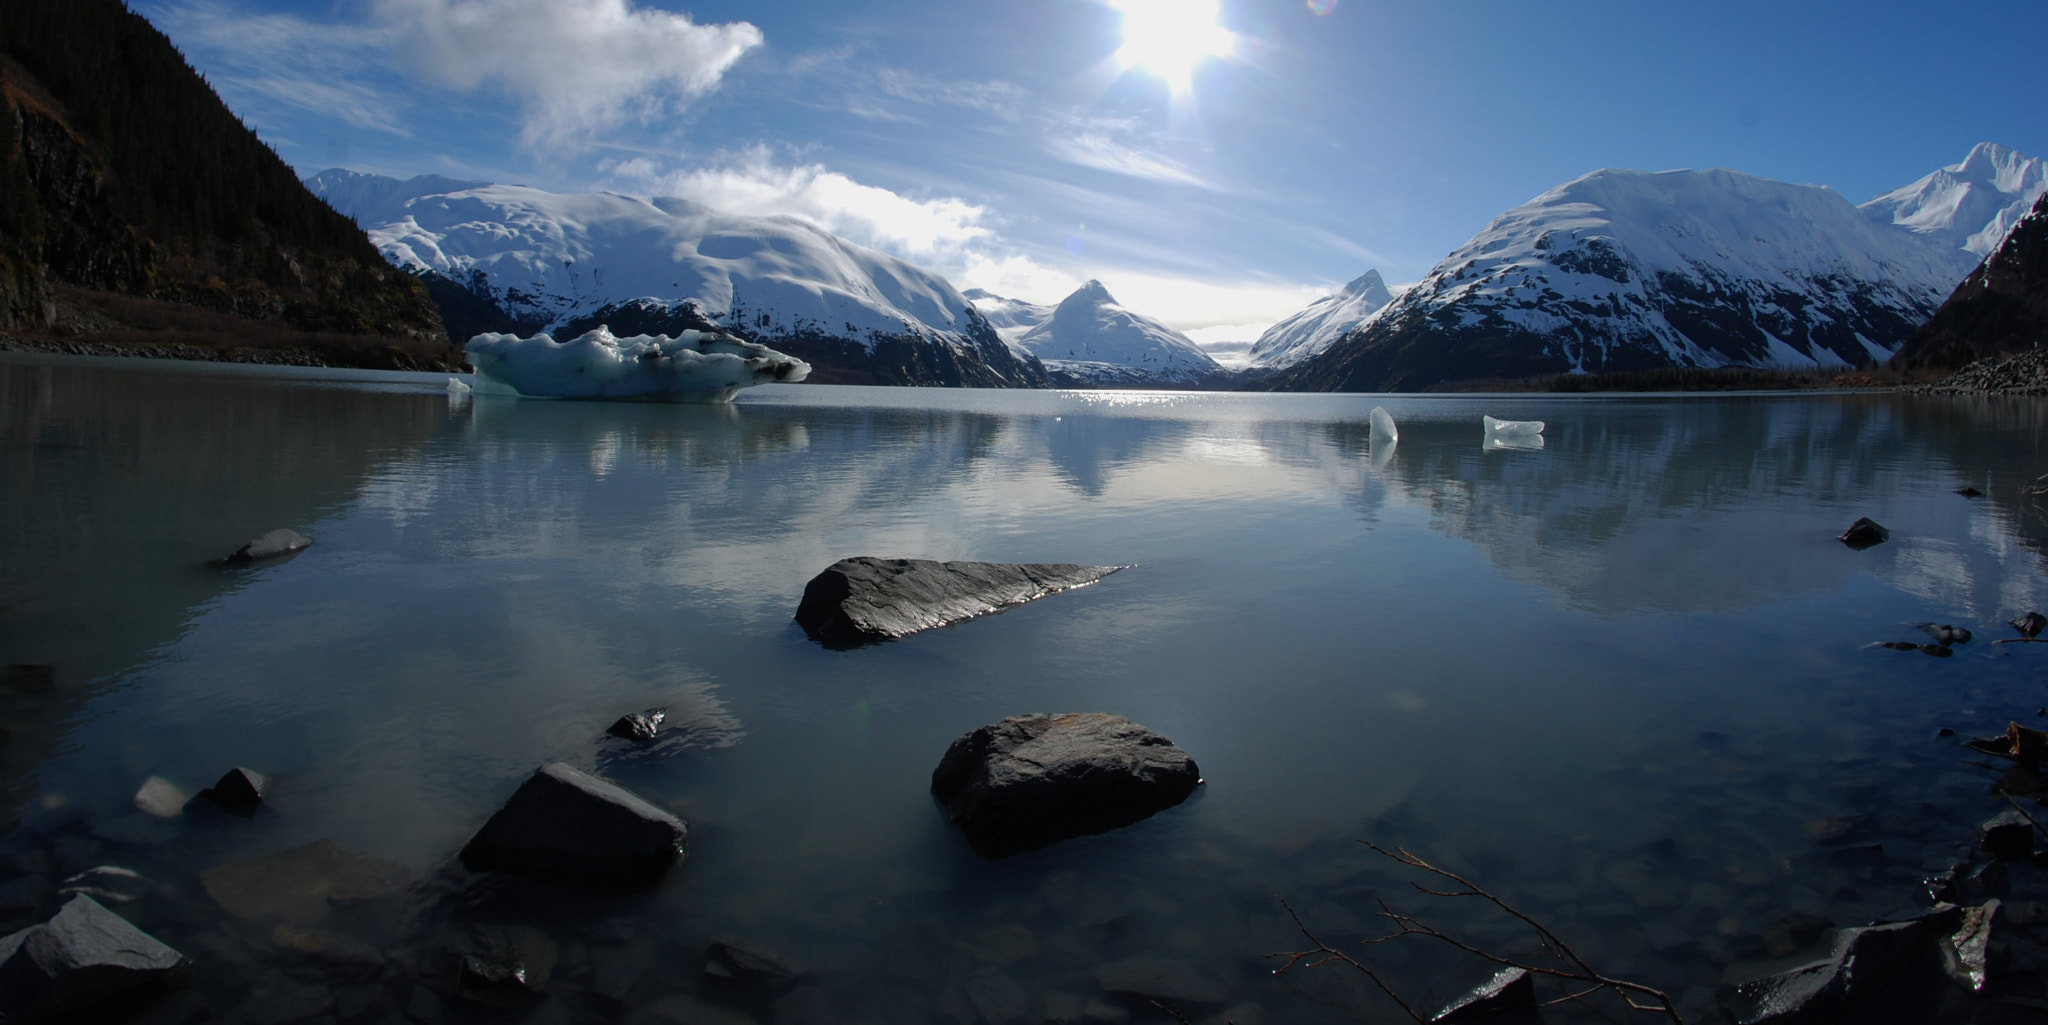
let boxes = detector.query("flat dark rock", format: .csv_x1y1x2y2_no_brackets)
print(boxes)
225,529,313,563
460,763,686,890
1838,517,1889,550
0,894,189,1022
197,766,269,816
795,557,1122,648
1718,905,1987,1024
932,713,1199,859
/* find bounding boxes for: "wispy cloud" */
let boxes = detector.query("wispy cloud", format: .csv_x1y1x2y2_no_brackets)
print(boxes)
373,0,762,145
139,0,409,135
1041,116,1218,190
602,148,991,258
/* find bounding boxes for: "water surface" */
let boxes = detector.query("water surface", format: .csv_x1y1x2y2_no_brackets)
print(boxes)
3,353,2046,1023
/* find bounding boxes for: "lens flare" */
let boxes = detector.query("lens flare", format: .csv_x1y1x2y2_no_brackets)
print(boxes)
1306,0,1337,14
1112,0,1234,90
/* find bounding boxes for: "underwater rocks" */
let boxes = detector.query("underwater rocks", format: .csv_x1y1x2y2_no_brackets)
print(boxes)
0,893,189,1023
795,557,1122,648
200,840,410,925
197,766,270,816
607,710,665,742
460,762,687,889
224,528,313,563
1838,517,1890,550
931,713,1200,859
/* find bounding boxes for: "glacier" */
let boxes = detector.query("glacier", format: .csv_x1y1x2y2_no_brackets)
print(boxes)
465,327,810,403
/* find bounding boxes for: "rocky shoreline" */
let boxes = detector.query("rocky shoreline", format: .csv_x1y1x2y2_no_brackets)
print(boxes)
0,335,333,368
1918,349,2048,395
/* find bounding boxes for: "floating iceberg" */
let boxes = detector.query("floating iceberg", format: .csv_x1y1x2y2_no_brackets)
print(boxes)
1369,406,1399,444
1482,414,1544,438
464,326,810,403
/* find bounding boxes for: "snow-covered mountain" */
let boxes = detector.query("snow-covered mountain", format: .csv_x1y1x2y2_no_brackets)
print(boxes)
1896,188,2048,368
1273,159,2011,391
966,281,1222,387
1860,142,2048,262
1245,270,1394,369
306,170,1050,388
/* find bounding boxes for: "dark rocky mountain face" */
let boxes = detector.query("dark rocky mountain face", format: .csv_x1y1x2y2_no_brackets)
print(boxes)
0,0,445,358
1894,191,2048,368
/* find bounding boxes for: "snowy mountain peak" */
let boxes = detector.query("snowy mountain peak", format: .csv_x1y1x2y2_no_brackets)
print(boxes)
1000,281,1221,386
1246,268,1396,369
307,168,490,223
1860,142,2048,259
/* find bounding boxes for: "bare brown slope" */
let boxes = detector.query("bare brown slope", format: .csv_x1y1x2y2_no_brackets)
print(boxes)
1893,190,2048,369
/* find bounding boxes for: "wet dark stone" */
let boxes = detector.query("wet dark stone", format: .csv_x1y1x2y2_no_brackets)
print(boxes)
1878,641,1918,651
0,894,190,1023
1919,644,1954,658
795,557,1122,648
607,710,665,742
1435,966,1538,1023
459,762,686,889
1937,727,1956,738
223,528,313,564
931,713,1200,858
1838,517,1890,550
1957,486,1984,498
1720,915,1948,1024
703,935,808,991
196,766,269,816
455,953,535,1007
2014,611,2047,639
1981,810,2036,860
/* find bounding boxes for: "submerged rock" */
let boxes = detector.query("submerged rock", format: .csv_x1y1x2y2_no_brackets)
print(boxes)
1094,957,1224,1004
200,840,410,925
1435,966,1539,1023
703,935,808,991
1966,721,2048,764
795,557,1122,648
132,776,188,819
1917,623,1972,645
0,894,189,1023
1838,517,1890,550
1957,486,1984,497
460,762,686,889
2013,611,2047,638
932,713,1200,858
224,529,313,563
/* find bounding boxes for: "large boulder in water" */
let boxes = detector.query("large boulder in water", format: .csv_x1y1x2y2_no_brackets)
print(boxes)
0,894,189,1022
460,763,686,889
795,557,1122,648
223,529,313,563
931,714,1200,858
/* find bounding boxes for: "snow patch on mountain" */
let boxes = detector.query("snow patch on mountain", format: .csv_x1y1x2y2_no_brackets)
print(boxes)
983,281,1221,386
1246,270,1394,368
304,169,1037,373
1861,142,2048,263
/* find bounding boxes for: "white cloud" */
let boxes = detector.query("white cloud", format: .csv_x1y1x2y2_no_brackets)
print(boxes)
372,0,762,144
603,148,990,258
1093,272,1326,332
1046,132,1214,189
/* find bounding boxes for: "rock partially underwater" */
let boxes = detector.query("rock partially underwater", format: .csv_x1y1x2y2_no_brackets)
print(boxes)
464,326,809,402
795,557,1123,648
460,763,687,889
931,713,1201,858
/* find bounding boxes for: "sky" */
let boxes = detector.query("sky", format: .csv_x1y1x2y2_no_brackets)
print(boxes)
138,0,2048,350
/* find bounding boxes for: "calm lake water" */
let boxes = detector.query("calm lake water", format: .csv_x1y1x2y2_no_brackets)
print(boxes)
3,352,2047,1024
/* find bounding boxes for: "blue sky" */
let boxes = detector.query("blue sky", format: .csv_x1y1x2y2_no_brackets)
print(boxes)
139,0,2048,342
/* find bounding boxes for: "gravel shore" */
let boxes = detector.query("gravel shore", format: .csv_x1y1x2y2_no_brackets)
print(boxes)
1916,348,2048,395
0,335,331,366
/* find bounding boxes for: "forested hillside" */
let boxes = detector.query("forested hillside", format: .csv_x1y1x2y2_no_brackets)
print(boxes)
0,0,450,366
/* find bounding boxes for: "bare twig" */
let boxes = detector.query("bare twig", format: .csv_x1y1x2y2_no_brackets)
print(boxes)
1269,843,1683,1023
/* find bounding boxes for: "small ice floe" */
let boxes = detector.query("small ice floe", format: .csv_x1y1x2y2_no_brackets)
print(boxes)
446,375,472,396
464,325,810,403
1368,406,1398,444
1481,415,1545,451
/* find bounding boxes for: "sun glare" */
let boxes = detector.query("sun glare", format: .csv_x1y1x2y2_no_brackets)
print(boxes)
1112,0,1234,90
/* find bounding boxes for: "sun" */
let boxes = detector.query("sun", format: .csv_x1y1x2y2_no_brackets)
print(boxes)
1111,0,1234,90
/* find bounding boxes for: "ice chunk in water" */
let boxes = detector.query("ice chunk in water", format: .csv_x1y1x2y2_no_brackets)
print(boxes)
1482,414,1544,438
1369,406,1399,444
465,326,810,403
446,376,472,395
1484,434,1545,452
